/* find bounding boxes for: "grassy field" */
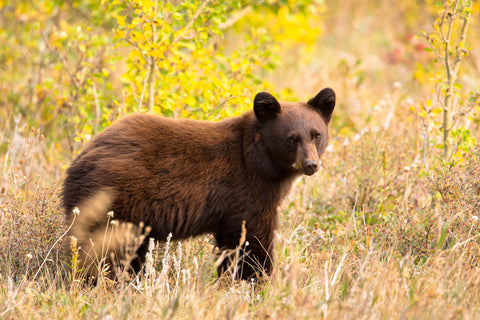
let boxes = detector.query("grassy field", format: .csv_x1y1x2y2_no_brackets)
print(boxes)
2,1,480,319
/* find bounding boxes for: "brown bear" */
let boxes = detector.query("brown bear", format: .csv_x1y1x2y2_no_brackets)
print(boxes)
62,88,336,281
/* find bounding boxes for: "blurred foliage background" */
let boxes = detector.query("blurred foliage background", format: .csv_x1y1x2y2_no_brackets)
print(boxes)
1,0,479,172
1,1,480,317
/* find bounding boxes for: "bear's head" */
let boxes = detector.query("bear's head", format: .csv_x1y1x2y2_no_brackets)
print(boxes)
253,88,335,177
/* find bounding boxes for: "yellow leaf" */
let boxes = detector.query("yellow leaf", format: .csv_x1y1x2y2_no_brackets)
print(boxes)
115,29,126,39
117,16,126,27
132,17,142,27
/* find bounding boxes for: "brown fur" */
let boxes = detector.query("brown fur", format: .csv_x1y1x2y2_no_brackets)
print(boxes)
62,88,336,280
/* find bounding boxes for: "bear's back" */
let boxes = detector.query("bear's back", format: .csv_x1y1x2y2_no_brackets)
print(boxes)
63,113,256,239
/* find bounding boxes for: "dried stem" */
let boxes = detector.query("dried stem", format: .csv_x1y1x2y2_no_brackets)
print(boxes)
439,0,472,159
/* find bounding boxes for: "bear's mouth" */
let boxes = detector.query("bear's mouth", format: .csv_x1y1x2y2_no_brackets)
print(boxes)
302,167,318,176
292,163,318,176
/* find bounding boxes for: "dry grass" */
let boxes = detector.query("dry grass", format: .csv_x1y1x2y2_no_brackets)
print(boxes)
2,122,480,319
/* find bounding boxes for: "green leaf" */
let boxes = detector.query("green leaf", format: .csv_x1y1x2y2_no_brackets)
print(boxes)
436,223,449,250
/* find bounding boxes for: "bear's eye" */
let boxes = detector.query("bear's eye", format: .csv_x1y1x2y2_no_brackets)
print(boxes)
312,132,321,140
286,136,296,144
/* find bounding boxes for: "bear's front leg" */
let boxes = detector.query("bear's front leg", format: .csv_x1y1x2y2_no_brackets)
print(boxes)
239,235,274,280
215,222,275,280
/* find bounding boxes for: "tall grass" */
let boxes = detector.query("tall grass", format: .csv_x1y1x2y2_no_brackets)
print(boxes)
2,120,480,318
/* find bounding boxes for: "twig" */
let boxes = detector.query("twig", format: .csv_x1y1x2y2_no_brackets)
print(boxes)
147,57,156,113
33,214,77,281
137,57,152,113
218,6,252,30
173,0,211,44
92,82,100,135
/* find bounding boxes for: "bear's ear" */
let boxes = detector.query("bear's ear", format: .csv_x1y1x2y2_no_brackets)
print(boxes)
308,88,336,123
254,92,281,121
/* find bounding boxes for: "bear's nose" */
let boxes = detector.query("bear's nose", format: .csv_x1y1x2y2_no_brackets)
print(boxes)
304,160,318,175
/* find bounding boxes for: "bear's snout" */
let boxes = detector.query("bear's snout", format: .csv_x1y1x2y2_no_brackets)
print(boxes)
304,159,318,175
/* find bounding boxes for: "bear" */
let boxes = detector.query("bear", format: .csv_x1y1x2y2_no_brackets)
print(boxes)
62,87,336,281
